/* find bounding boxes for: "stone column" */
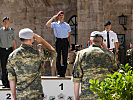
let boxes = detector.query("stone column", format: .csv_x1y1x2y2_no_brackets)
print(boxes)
131,1,133,45
77,0,103,48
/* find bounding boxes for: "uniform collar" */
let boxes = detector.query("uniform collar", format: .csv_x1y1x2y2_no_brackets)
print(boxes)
104,30,113,33
128,49,133,51
57,21,64,24
3,27,10,31
21,44,33,48
91,44,102,48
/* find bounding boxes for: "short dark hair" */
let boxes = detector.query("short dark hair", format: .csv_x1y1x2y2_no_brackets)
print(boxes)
90,36,103,45
20,38,28,42
90,34,103,40
60,12,64,14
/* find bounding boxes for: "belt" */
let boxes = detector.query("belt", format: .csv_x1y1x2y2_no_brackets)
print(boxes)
56,38,68,40
108,49,113,50
108,48,114,52
0,47,12,50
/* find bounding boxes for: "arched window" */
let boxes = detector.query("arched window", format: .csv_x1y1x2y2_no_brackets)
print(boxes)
68,15,77,47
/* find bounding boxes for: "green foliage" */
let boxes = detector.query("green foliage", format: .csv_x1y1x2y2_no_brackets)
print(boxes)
89,64,133,100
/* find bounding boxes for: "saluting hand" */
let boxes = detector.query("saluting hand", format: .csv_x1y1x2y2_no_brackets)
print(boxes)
52,14,58,19
34,33,43,43
34,33,55,51
46,14,58,28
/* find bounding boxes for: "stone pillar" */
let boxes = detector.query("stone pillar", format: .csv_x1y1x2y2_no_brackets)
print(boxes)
77,0,103,48
131,1,133,46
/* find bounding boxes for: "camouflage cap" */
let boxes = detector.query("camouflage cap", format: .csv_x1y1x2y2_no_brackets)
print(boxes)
19,28,34,39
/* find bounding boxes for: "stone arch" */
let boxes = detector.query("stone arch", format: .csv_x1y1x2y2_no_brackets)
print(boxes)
65,10,77,23
68,15,77,46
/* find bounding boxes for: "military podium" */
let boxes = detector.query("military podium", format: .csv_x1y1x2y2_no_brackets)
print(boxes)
0,76,75,100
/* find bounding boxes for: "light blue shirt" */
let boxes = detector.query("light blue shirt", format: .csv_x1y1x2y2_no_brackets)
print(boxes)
51,21,71,38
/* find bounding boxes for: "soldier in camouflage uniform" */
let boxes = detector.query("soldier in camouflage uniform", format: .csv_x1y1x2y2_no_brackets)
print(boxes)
126,42,133,67
72,31,119,100
7,28,57,100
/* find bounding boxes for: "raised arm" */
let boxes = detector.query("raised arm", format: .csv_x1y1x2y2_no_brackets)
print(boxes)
34,33,57,61
34,34,55,51
46,15,58,27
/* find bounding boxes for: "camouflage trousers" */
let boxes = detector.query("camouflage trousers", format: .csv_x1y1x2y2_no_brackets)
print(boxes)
79,94,99,100
16,94,43,100
16,90,44,100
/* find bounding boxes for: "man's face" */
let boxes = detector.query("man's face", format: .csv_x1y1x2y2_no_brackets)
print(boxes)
38,46,42,50
130,43,133,49
105,25,111,32
58,14,64,20
3,19,10,26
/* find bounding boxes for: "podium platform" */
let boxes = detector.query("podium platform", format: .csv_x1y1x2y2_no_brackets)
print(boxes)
0,76,75,100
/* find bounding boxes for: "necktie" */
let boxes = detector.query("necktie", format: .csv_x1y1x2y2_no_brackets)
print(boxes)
107,32,110,48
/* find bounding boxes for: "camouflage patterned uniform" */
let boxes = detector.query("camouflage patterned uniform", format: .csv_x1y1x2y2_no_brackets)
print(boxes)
72,44,118,100
126,49,133,67
7,44,56,100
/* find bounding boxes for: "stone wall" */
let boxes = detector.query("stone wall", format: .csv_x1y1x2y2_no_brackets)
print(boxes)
0,0,77,47
77,0,132,49
103,0,132,49
77,0,133,64
0,0,77,73
1,0,132,50
77,0,104,48
0,0,132,64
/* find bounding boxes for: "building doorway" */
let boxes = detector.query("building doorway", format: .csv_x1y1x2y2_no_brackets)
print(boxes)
68,15,77,50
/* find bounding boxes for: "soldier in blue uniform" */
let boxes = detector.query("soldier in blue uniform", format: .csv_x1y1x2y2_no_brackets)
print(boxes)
46,11,71,77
